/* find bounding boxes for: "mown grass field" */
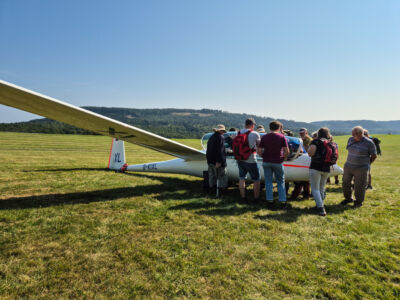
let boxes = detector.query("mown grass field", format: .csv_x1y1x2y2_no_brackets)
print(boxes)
0,132,399,299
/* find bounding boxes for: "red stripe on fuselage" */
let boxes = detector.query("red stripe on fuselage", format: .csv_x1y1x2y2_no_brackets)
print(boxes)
283,164,309,169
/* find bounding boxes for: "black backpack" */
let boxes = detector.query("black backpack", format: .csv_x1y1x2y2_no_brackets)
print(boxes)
372,137,382,155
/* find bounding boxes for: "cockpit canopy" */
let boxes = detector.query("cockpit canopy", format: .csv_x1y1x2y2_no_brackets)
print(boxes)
201,131,305,161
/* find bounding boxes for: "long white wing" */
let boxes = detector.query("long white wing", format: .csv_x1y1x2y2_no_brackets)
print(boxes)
0,80,204,160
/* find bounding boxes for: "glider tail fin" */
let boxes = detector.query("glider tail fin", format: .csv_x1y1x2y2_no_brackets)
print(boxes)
108,138,126,170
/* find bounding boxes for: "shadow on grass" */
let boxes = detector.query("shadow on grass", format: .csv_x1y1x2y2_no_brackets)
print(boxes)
2,169,350,222
168,193,264,216
169,191,351,222
254,203,351,223
325,186,343,193
0,173,203,210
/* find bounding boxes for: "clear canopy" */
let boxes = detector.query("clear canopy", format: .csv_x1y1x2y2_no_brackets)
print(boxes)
201,131,305,161
201,131,238,151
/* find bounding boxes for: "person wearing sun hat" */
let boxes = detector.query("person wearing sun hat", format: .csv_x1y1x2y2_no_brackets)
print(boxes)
256,125,266,133
206,124,228,197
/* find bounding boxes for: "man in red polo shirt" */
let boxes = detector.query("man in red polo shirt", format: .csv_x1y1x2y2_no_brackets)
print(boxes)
258,121,289,208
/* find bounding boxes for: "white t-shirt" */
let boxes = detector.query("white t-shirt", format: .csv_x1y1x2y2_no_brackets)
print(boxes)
239,129,261,163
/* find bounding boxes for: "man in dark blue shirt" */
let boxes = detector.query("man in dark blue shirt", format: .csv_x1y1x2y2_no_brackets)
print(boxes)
206,124,228,197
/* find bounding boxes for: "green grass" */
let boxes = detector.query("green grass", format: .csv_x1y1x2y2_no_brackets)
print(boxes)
0,132,399,299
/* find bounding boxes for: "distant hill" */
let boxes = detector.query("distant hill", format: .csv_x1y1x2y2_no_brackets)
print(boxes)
0,107,398,138
0,107,317,138
311,120,400,135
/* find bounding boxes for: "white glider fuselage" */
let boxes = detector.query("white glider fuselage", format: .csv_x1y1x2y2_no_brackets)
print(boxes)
109,138,343,181
125,156,343,182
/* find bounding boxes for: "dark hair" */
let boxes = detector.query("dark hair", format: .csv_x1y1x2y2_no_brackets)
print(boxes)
283,129,293,136
229,127,238,132
318,127,331,139
245,118,255,127
269,120,282,131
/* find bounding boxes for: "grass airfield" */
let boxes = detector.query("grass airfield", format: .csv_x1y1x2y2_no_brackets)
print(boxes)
0,132,399,299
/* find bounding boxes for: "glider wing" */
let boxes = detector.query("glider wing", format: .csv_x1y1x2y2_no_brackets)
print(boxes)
0,80,204,160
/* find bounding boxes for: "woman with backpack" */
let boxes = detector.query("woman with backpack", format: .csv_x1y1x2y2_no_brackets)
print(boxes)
307,127,337,216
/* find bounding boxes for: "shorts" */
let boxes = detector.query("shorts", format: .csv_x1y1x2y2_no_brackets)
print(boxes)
237,161,260,181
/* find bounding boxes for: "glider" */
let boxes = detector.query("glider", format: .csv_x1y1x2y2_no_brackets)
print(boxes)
0,80,343,183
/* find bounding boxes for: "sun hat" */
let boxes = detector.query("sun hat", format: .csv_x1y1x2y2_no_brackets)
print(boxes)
213,124,227,133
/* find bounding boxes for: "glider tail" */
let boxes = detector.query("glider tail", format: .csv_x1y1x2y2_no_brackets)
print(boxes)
108,138,126,170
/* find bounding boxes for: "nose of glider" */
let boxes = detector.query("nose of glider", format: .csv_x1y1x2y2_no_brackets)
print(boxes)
331,164,344,176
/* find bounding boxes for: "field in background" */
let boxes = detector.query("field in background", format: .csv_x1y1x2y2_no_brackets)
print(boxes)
0,132,399,299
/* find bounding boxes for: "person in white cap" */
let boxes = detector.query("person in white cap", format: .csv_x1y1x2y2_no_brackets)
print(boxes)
256,125,266,133
299,128,312,151
206,124,228,197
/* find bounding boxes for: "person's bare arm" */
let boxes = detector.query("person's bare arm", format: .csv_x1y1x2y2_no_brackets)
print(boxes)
307,144,317,157
283,146,289,159
257,147,263,156
370,154,377,164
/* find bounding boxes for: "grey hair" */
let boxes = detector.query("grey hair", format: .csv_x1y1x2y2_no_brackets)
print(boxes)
352,126,364,135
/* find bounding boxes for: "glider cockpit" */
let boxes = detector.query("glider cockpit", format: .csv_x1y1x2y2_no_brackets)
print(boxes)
201,132,305,162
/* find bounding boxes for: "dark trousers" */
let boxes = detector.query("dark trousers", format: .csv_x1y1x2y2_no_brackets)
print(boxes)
208,164,228,188
290,181,310,199
342,165,368,204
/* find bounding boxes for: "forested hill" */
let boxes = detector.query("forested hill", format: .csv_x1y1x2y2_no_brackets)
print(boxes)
0,107,316,138
0,107,399,138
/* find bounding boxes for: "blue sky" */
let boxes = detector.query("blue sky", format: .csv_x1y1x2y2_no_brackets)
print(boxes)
1,0,399,123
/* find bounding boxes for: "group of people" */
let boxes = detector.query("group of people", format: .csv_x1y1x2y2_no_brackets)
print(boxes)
206,118,379,216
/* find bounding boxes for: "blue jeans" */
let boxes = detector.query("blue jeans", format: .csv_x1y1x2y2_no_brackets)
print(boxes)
309,169,329,208
263,162,286,202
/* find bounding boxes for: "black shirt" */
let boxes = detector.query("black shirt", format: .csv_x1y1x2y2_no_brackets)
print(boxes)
206,132,226,167
310,139,331,172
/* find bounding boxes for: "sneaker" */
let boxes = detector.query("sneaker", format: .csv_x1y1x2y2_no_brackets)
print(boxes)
317,206,327,216
340,199,354,205
353,201,363,208
215,188,225,198
265,200,274,209
207,187,216,198
366,185,373,190
279,201,289,209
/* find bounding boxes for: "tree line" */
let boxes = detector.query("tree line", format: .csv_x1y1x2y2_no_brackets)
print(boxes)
6,107,394,138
